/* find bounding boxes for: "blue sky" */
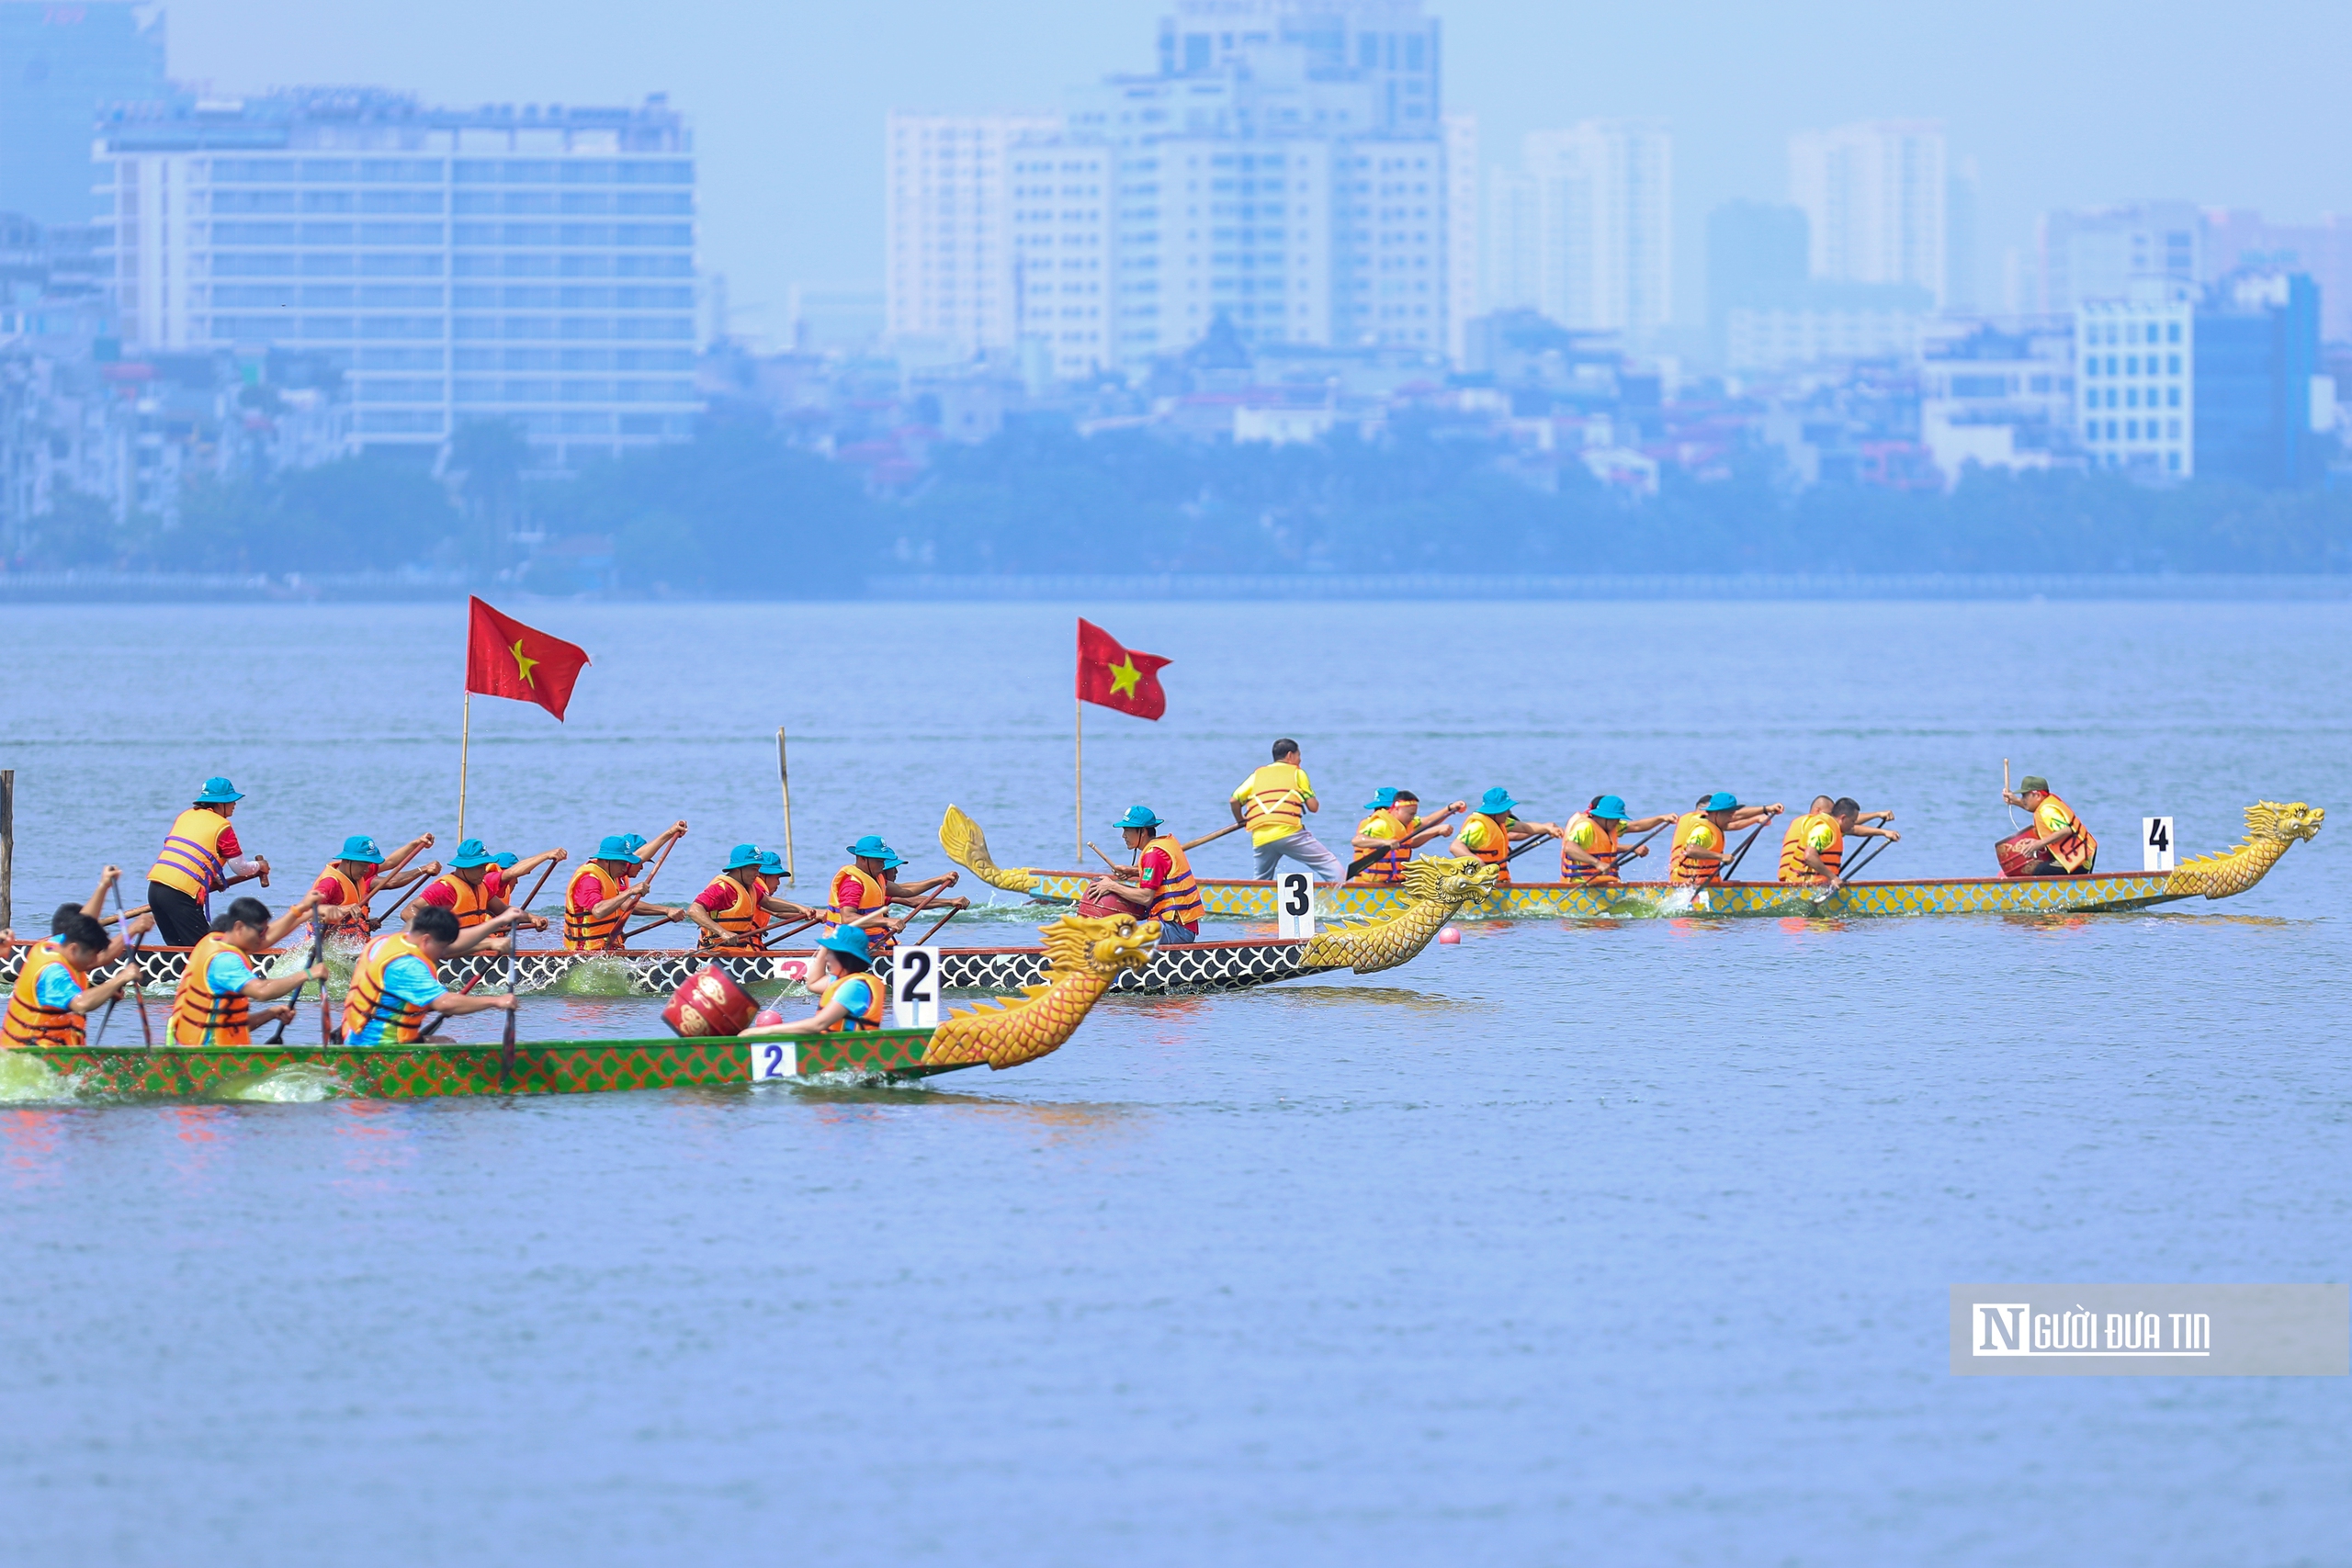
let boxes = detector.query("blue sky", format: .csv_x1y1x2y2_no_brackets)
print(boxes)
166,0,2352,331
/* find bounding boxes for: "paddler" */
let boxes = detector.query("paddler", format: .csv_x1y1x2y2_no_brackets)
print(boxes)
145,776,272,947
1778,796,1901,887
169,895,328,1047
1080,806,1206,943
407,838,557,933
826,835,963,956
1668,792,1784,885
4,907,153,1048
688,843,819,951
2002,775,2098,874
311,833,437,944
1450,787,1559,883
1230,739,1343,884
563,823,689,951
1559,795,1677,884
1350,789,1468,885
741,925,887,1036
341,905,524,1045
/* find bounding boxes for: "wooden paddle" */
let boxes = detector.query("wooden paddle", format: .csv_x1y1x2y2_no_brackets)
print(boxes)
614,834,686,942
116,880,153,1045
510,857,561,931
499,944,519,1082
1830,835,1896,887
94,927,150,1046
270,925,326,1044
358,840,434,931
1719,821,1770,882
1181,822,1242,852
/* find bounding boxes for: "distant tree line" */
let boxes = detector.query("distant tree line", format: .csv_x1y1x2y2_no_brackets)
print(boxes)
9,416,2350,581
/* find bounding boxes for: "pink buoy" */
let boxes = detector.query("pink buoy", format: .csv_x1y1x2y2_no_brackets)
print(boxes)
752,1008,786,1029
1436,926,1461,944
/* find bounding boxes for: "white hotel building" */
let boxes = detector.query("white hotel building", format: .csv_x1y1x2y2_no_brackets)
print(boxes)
888,0,1473,381
96,90,700,466
2076,283,2194,476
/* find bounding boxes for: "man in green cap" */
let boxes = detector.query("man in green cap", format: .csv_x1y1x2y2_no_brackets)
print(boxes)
2001,775,2098,874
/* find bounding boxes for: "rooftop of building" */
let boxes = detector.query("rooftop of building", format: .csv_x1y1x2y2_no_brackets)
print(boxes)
96,89,688,153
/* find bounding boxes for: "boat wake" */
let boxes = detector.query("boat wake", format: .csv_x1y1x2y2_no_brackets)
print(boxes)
231,1064,347,1102
0,1052,73,1103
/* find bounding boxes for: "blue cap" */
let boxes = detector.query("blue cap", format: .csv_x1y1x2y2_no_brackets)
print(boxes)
1589,795,1630,822
846,834,893,860
1362,787,1401,811
595,834,643,865
815,924,873,962
337,834,385,864
492,852,518,870
757,850,784,876
195,776,243,805
1706,791,1738,813
449,837,494,869
724,841,763,872
1476,787,1519,816
1114,805,1163,830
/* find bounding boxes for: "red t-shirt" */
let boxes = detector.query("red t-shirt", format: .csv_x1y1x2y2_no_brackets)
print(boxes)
416,878,456,908
695,876,745,913
1136,845,1175,894
831,870,879,914
568,868,608,915
215,824,243,866
312,871,371,905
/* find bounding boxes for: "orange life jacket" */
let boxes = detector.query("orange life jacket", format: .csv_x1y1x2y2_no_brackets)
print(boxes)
1460,811,1515,886
1668,812,1725,885
313,863,378,942
426,871,493,931
565,863,628,951
1777,813,1844,883
818,969,887,1032
149,807,232,906
343,932,435,1044
1560,812,1621,884
3,942,86,1049
170,932,254,1046
2035,795,2098,874
1141,834,1205,930
698,873,762,944
1355,812,1415,886
829,864,894,955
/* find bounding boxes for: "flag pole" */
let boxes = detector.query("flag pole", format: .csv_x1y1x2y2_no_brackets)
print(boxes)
458,690,471,845
1074,696,1084,867
776,724,796,883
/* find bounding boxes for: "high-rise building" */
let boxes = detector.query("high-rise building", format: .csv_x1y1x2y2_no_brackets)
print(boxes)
886,112,1057,357
95,90,699,467
2075,282,2193,477
899,0,1466,380
1485,120,1672,338
2036,201,2202,314
1788,120,1947,306
0,1,165,226
2194,271,2324,488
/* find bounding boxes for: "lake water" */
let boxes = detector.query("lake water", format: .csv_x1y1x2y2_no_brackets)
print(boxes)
2,599,2346,1566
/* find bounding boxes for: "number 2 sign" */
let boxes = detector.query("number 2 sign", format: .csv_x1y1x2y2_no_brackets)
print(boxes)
891,944,942,1029
2143,817,2177,873
1276,871,1316,939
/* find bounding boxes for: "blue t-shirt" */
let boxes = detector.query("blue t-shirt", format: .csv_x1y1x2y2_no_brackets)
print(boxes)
349,953,447,1044
831,976,876,1026
32,961,83,1010
205,950,257,997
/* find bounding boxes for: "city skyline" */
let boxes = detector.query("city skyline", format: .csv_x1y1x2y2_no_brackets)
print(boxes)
115,0,2352,341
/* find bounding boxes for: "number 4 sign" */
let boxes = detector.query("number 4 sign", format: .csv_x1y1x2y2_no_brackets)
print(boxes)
891,945,942,1029
1276,871,1316,939
2143,817,2177,873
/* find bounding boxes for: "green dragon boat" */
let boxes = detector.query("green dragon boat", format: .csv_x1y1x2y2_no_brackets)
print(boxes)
941,801,2324,919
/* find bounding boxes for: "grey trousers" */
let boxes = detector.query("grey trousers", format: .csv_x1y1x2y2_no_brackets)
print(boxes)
1250,829,1344,882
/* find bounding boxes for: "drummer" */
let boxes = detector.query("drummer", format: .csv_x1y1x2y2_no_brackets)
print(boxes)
741,925,886,1036
1081,806,1206,943
2002,775,2098,874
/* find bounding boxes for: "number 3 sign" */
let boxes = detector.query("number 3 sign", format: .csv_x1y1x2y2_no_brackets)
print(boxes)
1276,871,1316,939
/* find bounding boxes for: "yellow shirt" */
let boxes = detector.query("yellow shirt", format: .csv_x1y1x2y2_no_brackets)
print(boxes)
1231,763,1314,847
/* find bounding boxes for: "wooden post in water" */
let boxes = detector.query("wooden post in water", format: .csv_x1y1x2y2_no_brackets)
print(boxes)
456,692,472,844
0,768,12,934
776,726,795,883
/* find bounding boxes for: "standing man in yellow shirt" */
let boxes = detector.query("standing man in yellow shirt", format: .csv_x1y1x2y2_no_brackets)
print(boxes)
1229,739,1343,883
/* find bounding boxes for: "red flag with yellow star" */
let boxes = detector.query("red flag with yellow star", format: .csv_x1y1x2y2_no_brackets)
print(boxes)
1075,617,1170,721
465,596,590,720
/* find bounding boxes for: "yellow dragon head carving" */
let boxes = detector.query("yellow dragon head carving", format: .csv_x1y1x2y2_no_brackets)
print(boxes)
2241,800,2326,845
1396,854,1500,904
1038,910,1161,977
919,911,1159,1073
2168,800,2324,898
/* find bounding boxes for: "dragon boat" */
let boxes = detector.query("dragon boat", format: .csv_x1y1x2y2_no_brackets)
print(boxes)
0,858,1494,1000
3,914,1157,1100
940,802,2324,920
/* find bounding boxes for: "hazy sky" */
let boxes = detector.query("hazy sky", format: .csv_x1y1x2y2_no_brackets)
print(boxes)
167,0,2352,333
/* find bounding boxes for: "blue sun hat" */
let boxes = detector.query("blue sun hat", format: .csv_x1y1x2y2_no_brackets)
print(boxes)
492,852,518,871
1362,787,1401,811
814,924,873,963
879,848,906,872
595,834,643,865
1476,787,1519,816
1705,791,1738,813
337,834,385,864
1589,795,1630,821
619,832,649,852
846,834,893,861
1114,805,1164,830
195,776,243,804
756,850,784,876
723,842,764,872
449,837,494,869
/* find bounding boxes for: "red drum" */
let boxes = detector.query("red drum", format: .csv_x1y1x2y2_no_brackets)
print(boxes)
1076,889,1133,919
1995,828,2046,879
662,964,757,1038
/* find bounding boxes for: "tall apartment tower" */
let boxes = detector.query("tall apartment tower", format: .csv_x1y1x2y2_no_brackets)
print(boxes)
96,91,700,467
885,112,1057,356
899,0,1465,380
2037,201,2202,314
1486,119,1672,337
1789,120,1948,307
0,1,165,225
